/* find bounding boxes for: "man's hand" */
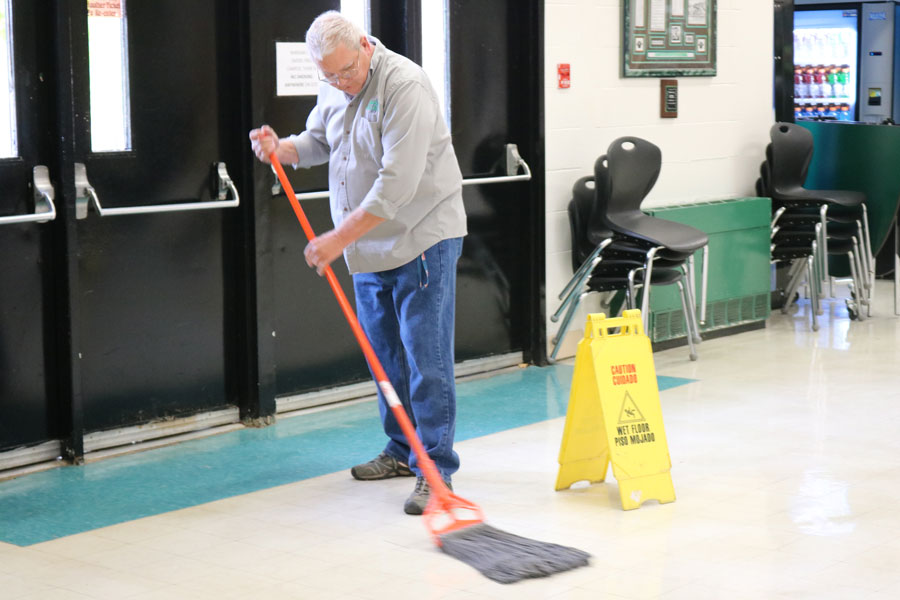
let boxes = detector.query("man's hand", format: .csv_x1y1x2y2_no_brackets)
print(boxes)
304,230,348,276
248,125,279,164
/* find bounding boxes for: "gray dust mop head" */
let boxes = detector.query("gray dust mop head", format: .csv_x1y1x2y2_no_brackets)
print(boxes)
439,523,591,584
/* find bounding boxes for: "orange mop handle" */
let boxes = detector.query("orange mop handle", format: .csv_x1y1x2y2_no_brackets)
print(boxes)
268,151,449,495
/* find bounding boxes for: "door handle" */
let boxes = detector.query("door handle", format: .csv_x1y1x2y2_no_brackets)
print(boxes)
269,143,533,200
461,144,532,186
75,162,240,219
0,166,57,226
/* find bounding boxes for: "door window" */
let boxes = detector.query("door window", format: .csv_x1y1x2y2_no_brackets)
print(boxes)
421,0,449,126
341,0,369,32
0,0,15,158
87,0,131,152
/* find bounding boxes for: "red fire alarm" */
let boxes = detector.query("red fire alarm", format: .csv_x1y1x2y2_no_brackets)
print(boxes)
557,63,570,89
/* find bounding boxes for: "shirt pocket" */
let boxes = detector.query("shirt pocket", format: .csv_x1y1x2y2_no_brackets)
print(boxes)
353,119,383,164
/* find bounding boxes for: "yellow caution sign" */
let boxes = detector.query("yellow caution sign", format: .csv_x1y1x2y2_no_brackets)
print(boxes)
555,310,675,510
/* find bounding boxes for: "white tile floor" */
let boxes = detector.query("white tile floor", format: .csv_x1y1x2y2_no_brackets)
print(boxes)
3,281,900,599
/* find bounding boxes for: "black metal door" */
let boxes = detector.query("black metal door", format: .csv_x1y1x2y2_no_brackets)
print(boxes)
447,1,545,364
247,0,374,406
248,0,545,409
68,1,243,436
0,0,60,454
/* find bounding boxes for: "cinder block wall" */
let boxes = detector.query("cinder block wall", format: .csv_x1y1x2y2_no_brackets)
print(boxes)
544,0,775,357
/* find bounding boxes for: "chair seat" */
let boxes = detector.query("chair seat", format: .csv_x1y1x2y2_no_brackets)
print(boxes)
773,187,865,208
772,246,814,260
607,213,709,254
774,212,861,226
773,223,858,241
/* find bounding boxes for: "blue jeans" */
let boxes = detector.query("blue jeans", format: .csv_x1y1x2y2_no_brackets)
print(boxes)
352,237,463,479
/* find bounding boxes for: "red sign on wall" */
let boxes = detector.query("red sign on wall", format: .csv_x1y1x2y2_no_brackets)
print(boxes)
557,63,571,89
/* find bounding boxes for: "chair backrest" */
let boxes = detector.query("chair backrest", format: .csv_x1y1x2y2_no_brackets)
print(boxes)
769,122,814,194
588,155,616,246
568,176,596,270
601,136,708,253
759,160,770,196
602,137,662,224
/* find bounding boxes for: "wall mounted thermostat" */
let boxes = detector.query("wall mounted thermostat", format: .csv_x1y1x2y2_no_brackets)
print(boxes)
660,79,678,118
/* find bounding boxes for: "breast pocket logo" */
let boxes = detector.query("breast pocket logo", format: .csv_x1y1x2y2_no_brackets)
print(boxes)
365,98,379,122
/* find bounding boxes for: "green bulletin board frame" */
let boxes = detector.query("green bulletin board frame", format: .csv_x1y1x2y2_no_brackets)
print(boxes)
624,0,717,77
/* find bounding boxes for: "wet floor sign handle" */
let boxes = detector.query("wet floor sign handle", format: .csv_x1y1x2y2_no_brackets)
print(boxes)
555,309,675,510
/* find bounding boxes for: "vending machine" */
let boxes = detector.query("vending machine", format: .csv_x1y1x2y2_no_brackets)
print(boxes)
793,1,900,123
793,7,859,121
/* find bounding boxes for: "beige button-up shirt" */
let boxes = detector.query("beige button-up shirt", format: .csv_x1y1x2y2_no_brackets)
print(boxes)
288,38,467,274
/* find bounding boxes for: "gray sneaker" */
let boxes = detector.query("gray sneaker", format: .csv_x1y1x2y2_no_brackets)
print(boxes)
350,452,414,480
403,476,452,515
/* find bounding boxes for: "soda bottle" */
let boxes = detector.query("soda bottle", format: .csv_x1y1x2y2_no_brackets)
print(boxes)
837,65,850,98
802,67,814,99
840,104,851,121
794,104,802,121
794,67,804,98
827,104,839,119
816,104,827,120
814,66,827,98
826,66,839,98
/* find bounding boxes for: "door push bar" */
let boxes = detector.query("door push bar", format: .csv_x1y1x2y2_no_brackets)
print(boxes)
461,143,532,186
270,143,532,199
75,162,240,219
0,166,57,226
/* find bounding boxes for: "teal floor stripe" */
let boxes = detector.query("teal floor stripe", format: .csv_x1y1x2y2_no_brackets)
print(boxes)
0,365,694,546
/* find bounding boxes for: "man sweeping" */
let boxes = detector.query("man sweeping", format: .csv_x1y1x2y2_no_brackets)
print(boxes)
249,10,466,515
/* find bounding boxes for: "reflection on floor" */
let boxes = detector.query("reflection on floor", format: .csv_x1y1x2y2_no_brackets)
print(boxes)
2,280,899,599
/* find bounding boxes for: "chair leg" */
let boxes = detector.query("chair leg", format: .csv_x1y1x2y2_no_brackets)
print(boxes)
854,219,873,318
811,238,823,324
853,219,872,298
783,258,808,313
851,232,870,309
552,257,601,323
813,223,825,315
551,290,589,360
680,264,702,344
861,204,875,290
699,245,709,326
677,280,698,361
820,204,833,298
639,248,660,332
847,244,865,322
807,254,819,332
771,206,786,230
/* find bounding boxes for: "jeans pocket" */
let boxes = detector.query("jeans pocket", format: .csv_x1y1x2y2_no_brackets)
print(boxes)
418,252,429,289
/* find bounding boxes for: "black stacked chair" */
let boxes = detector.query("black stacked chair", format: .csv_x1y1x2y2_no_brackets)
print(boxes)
551,137,709,361
759,123,873,327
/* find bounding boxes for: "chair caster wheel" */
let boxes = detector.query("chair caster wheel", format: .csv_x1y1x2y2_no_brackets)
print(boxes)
689,353,698,361
846,300,858,321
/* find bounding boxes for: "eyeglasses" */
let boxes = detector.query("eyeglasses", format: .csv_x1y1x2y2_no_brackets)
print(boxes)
317,50,361,85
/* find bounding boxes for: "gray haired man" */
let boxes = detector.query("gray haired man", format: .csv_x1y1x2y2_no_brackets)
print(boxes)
249,11,467,515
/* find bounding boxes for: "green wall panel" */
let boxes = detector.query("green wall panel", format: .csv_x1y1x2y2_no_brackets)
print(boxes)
800,121,900,276
645,197,772,342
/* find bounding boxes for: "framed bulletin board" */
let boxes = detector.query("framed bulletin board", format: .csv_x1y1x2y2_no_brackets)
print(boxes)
624,0,717,77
